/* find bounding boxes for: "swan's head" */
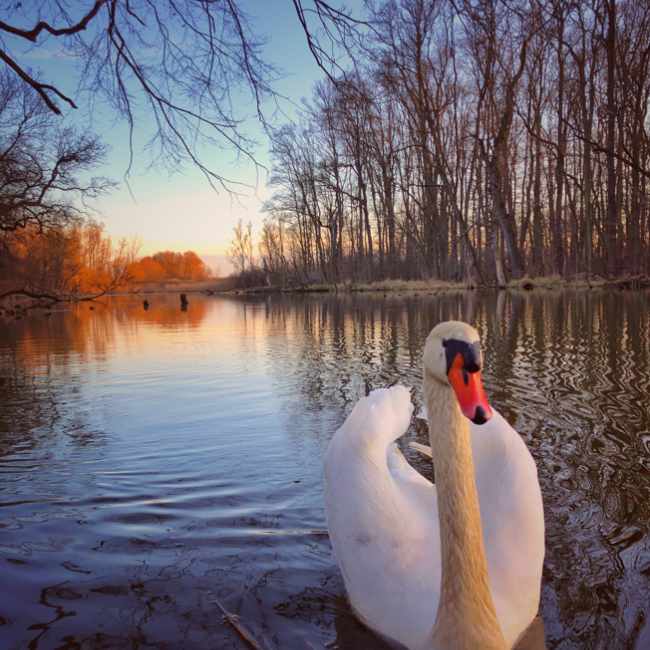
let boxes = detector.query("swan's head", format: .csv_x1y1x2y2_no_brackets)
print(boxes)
423,321,492,425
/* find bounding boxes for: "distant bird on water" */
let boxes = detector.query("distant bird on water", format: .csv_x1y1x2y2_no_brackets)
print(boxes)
324,321,545,650
143,300,149,310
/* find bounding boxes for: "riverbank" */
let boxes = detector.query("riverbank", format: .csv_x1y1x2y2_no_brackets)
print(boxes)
231,274,650,295
127,277,237,294
0,278,236,316
3,274,648,317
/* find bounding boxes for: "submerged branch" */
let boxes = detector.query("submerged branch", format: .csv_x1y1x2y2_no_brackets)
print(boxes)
206,592,264,650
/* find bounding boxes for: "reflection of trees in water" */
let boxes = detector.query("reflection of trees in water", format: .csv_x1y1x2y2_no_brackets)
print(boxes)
233,290,650,649
0,295,211,455
0,316,106,455
14,559,237,650
467,290,650,649
2,295,210,369
232,291,483,413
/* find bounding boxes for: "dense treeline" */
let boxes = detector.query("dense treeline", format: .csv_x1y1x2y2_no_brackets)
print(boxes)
129,251,213,283
260,0,650,285
1,222,141,297
1,219,213,300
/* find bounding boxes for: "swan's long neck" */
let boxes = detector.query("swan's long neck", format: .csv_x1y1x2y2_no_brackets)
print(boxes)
423,371,507,650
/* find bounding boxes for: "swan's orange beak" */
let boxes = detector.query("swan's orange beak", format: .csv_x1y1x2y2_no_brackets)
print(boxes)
448,353,492,425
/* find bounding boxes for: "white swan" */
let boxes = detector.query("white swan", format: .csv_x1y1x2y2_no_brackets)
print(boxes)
324,321,545,650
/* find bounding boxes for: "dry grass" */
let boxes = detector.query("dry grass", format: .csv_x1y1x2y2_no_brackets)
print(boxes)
338,279,472,292
506,275,565,289
122,278,236,294
130,274,621,296
507,274,610,290
310,274,615,293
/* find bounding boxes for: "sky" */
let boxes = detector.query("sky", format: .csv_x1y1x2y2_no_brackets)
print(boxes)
14,1,351,274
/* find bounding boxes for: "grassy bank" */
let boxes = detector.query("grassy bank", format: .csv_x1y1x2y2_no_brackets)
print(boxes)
242,274,646,294
120,277,237,294
335,279,470,292
310,275,605,293
506,275,590,289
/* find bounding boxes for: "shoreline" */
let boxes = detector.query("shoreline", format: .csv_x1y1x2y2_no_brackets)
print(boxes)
2,275,649,317
221,274,650,295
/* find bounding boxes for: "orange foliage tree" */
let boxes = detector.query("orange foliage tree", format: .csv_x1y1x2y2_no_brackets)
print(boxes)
1,223,213,303
1,220,141,298
128,250,213,283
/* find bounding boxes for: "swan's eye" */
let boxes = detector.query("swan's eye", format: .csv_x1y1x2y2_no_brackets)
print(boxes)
442,339,447,348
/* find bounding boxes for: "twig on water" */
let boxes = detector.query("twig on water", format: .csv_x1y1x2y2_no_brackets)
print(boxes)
207,591,264,650
250,529,328,536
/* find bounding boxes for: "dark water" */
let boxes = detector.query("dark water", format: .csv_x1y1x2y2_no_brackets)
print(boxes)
1,291,649,650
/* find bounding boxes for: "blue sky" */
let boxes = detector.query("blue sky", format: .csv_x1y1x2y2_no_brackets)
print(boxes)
99,0,324,259
12,1,355,268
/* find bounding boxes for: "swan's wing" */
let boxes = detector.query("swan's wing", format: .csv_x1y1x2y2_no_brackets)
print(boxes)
387,443,438,516
408,441,432,458
471,409,545,649
324,387,441,650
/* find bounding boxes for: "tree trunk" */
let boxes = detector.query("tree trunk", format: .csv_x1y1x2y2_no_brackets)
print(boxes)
554,12,566,274
488,151,525,278
605,0,618,278
533,103,544,274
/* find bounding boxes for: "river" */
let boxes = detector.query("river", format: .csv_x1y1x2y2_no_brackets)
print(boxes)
1,290,649,649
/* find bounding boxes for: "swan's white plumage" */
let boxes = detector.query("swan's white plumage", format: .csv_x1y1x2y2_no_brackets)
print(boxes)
324,386,544,650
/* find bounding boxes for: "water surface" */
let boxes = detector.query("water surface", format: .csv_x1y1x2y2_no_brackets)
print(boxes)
1,291,649,649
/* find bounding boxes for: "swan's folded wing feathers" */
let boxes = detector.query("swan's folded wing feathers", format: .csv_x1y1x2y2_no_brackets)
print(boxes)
471,409,545,648
328,386,414,452
408,441,433,458
387,443,432,488
324,387,441,650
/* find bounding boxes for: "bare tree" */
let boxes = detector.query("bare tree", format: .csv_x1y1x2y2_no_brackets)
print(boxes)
0,0,283,189
259,0,650,285
602,0,618,278
0,2,357,190
0,70,114,234
227,218,254,287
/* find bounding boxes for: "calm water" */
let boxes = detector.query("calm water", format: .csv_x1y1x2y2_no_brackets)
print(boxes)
1,291,650,650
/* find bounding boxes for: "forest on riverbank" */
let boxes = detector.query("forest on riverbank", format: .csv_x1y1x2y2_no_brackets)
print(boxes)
3,1,650,302
257,0,650,287
1,219,215,305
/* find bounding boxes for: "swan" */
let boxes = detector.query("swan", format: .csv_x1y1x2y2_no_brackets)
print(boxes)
323,321,545,650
